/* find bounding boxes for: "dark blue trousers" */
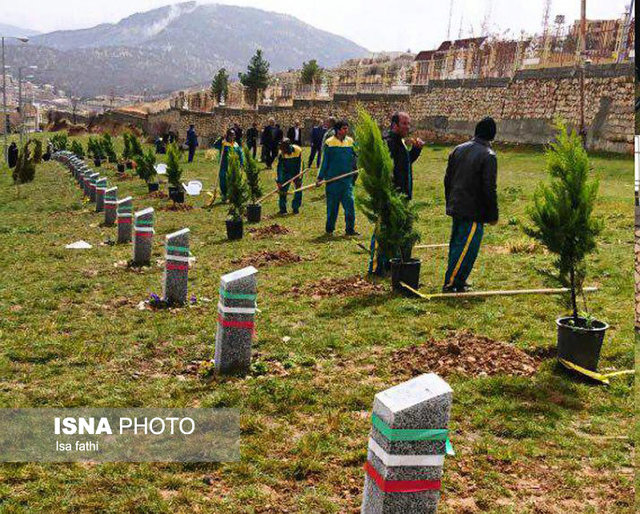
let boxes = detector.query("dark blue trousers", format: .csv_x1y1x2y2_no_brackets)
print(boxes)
444,218,484,289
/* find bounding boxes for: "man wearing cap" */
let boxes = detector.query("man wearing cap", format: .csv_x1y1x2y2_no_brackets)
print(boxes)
442,117,499,293
276,138,303,215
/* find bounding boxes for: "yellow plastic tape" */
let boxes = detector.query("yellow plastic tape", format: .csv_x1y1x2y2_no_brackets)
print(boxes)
558,358,635,385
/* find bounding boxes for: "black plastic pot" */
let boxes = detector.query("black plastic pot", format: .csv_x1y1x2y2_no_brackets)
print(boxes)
246,203,262,223
94,158,102,167
147,182,159,193
169,187,185,203
117,163,125,173
390,258,421,293
43,152,51,162
556,316,608,372
226,218,244,240
126,161,133,169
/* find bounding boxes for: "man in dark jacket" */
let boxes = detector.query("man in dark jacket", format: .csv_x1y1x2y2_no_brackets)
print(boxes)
186,124,198,163
384,112,424,200
369,112,424,275
262,118,277,168
233,123,243,146
7,142,18,168
246,122,259,159
287,120,302,146
308,119,326,168
442,117,498,293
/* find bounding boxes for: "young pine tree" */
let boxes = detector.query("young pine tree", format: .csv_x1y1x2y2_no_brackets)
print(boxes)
166,143,182,189
122,132,132,160
355,107,419,263
70,139,85,159
32,139,43,164
226,151,249,220
101,133,118,163
243,144,262,202
129,133,144,158
524,120,603,322
134,147,157,184
12,141,36,184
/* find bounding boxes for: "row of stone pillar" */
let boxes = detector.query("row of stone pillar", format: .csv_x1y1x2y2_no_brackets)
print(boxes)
54,151,193,307
56,153,453,513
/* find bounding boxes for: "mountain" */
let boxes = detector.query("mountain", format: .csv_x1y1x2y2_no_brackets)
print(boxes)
0,23,41,38
5,2,368,97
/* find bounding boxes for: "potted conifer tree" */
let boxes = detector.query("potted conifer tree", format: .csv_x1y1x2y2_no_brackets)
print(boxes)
524,121,606,372
88,136,104,167
355,107,421,292
225,151,249,240
70,140,85,159
134,148,159,193
166,143,184,203
101,133,118,163
243,144,262,222
122,132,133,169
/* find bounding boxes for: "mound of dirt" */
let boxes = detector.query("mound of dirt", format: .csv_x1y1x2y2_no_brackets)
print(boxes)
390,332,540,378
291,275,386,299
248,223,291,238
232,250,303,268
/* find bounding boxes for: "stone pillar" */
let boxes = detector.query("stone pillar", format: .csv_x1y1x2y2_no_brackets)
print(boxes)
116,196,133,244
95,177,108,212
214,266,258,376
89,173,100,202
132,207,155,265
82,171,93,196
162,228,190,305
361,373,453,514
104,187,118,226
88,172,99,200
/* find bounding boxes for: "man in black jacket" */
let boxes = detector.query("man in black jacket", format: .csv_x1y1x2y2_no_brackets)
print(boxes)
233,123,243,146
261,118,276,167
384,111,424,200
287,120,302,146
7,142,18,168
442,117,498,293
369,112,424,275
246,122,259,159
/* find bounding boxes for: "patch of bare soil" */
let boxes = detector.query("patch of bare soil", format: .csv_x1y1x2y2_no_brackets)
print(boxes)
291,275,386,299
232,250,303,268
248,223,291,238
145,191,169,199
158,203,194,212
391,331,540,378
115,173,134,181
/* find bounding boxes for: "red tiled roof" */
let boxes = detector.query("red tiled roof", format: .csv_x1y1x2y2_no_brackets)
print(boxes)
414,50,435,61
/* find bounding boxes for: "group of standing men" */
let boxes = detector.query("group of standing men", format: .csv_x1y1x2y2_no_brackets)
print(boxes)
193,110,499,292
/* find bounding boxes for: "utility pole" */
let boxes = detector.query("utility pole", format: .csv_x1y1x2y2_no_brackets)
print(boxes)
446,0,454,41
18,66,22,147
579,0,587,147
1,35,29,164
2,37,6,164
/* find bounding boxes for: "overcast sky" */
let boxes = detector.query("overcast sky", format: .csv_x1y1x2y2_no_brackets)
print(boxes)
2,0,632,52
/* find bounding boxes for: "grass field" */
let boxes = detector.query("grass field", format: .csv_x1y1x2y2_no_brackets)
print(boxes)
0,133,635,513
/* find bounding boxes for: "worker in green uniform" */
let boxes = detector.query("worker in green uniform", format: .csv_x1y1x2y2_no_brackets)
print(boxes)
316,120,359,235
213,128,244,202
276,138,304,214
